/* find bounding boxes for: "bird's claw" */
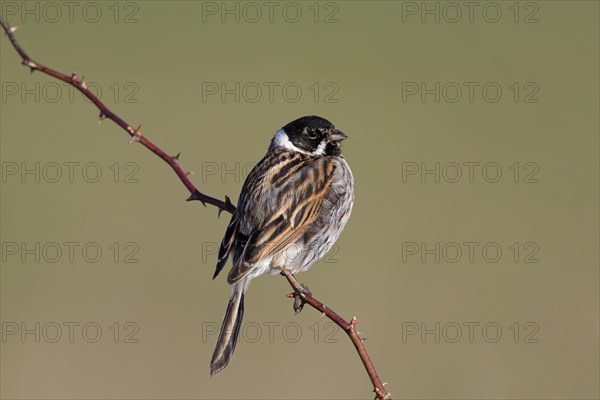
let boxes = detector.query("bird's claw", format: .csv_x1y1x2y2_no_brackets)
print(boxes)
287,283,312,314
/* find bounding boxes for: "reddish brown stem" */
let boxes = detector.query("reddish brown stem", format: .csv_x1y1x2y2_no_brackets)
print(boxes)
0,16,390,400
0,17,234,213
281,269,391,400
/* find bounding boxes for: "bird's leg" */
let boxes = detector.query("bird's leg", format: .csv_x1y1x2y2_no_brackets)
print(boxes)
279,268,312,314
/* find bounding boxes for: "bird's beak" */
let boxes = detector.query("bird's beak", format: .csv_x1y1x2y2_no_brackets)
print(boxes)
328,128,348,142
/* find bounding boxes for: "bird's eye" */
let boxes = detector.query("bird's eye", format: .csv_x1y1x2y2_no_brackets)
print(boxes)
307,130,318,140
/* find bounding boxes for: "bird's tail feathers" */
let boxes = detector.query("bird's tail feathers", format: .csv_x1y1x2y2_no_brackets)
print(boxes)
210,283,245,376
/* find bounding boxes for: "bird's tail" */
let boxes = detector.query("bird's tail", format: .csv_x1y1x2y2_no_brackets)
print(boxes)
210,283,245,376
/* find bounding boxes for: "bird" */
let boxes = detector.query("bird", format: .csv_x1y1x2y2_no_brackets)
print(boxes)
210,115,354,376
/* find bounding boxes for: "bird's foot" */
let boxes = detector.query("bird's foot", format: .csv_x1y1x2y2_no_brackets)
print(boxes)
287,283,312,314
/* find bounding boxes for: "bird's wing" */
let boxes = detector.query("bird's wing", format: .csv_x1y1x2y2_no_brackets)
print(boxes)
227,157,335,284
213,211,240,279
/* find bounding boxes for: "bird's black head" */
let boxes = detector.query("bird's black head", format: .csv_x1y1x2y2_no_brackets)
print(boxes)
272,115,348,156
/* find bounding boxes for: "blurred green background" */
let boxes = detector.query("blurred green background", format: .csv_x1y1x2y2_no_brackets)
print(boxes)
1,1,598,399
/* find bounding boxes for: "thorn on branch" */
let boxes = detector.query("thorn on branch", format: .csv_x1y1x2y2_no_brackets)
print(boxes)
218,195,234,218
128,125,142,144
186,190,207,207
186,190,199,201
98,112,106,123
9,26,17,33
22,59,37,72
172,152,181,163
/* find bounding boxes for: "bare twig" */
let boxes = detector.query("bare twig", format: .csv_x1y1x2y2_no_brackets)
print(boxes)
0,17,391,400
281,269,392,400
0,18,234,213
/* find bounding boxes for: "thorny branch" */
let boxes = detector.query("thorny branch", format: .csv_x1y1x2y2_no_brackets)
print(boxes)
0,17,391,400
